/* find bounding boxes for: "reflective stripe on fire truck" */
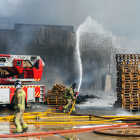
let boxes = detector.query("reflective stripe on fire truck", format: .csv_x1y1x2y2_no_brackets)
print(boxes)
35,92,40,97
34,79,41,81
0,86,41,88
0,86,19,88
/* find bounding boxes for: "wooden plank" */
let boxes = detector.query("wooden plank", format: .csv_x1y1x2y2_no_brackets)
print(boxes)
48,90,65,93
47,99,66,105
47,102,65,104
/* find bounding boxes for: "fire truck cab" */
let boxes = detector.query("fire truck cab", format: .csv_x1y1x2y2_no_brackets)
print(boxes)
0,54,45,109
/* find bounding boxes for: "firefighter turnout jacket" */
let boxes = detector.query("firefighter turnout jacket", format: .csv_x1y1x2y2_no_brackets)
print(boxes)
14,88,26,110
13,88,28,133
64,86,76,100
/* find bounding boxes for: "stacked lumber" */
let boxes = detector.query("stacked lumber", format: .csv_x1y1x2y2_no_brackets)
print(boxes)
116,54,140,110
47,83,67,105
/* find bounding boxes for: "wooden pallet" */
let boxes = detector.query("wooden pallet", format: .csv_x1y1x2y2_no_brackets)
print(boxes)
122,85,139,88
121,90,140,94
47,95,66,105
122,106,140,110
122,88,139,91
122,82,139,86
47,98,66,105
47,83,67,105
47,101,66,105
52,83,67,92
116,54,140,110
47,95,64,98
117,69,140,73
48,90,65,93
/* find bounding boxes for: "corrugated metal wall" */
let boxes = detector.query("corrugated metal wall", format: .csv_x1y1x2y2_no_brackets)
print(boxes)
0,23,114,91
0,24,76,86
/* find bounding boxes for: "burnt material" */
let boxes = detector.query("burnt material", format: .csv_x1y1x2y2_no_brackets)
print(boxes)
76,94,99,104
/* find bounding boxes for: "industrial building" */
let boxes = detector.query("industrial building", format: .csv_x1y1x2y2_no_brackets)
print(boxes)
0,23,114,91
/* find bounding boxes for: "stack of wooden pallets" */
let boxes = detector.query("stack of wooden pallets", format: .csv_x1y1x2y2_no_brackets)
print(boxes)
116,54,140,110
47,83,67,105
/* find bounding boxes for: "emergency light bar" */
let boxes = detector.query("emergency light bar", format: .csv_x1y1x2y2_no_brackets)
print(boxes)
0,54,10,57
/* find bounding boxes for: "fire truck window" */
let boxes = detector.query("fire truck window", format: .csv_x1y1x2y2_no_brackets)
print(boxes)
34,61,39,69
0,58,6,63
17,61,22,66
31,56,37,62
23,61,32,68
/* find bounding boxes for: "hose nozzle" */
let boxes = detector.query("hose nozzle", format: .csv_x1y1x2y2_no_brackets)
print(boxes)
76,91,79,98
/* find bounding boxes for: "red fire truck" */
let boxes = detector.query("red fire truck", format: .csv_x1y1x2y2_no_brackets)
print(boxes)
0,54,45,109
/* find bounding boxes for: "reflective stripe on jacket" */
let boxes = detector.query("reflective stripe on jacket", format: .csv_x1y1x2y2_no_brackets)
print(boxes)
14,88,26,110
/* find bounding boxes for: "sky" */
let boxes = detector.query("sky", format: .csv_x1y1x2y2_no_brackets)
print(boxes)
0,0,140,51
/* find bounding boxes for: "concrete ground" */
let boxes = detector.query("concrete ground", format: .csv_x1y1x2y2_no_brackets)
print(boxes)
0,103,139,140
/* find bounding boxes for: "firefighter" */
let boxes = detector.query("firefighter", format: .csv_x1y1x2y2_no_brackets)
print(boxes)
13,80,29,134
63,83,77,113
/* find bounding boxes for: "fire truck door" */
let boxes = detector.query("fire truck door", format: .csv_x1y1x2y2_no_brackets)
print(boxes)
27,88,35,102
0,89,10,104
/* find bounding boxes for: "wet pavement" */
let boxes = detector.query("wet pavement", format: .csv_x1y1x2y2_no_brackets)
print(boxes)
0,104,140,140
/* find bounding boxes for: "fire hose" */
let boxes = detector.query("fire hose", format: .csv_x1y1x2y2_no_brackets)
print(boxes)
0,122,138,137
68,91,79,114
1,109,140,122
0,108,139,137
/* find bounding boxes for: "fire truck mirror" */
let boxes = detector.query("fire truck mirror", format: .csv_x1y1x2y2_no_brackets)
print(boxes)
17,60,22,66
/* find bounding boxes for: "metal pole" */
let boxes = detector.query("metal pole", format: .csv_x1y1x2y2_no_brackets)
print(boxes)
0,17,10,29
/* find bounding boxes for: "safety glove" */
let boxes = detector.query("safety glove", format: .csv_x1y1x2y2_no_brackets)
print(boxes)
17,108,20,113
74,92,76,96
73,97,76,101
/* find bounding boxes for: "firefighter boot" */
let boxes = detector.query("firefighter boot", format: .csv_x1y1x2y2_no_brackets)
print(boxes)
22,127,29,133
71,107,76,113
62,108,66,113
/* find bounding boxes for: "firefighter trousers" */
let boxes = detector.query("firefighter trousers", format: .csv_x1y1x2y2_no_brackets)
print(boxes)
63,98,75,111
13,110,28,132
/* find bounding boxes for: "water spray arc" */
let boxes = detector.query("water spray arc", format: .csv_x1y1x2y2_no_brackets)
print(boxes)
75,16,114,97
75,30,83,92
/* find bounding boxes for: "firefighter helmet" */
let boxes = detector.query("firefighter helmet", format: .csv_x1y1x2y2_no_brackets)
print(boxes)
15,84,22,89
15,80,22,88
72,83,77,88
